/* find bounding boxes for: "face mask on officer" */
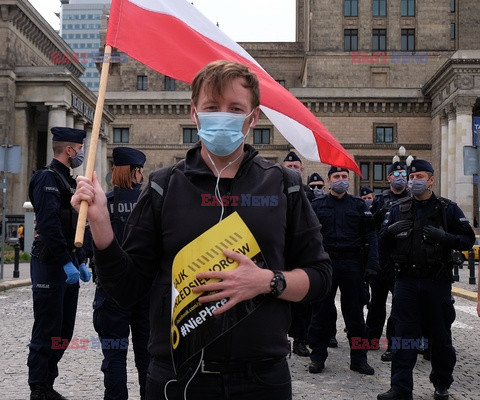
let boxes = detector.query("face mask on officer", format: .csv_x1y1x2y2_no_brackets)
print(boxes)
69,147,84,168
364,198,373,207
391,175,407,191
331,179,349,194
194,108,255,157
312,187,324,198
408,179,429,197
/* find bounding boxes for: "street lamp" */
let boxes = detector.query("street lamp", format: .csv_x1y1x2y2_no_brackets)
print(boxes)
392,145,414,166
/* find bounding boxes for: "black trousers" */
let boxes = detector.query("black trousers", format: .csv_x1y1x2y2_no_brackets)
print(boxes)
28,256,79,388
93,287,151,400
391,277,456,394
308,260,368,364
145,357,292,400
366,268,395,349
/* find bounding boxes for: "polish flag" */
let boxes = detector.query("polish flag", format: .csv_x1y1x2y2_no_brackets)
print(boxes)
106,0,360,174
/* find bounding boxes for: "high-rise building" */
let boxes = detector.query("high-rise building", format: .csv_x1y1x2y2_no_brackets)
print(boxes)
60,0,110,91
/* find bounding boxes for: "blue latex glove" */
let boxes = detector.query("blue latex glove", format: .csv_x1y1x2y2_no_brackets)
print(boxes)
78,263,92,282
63,262,80,284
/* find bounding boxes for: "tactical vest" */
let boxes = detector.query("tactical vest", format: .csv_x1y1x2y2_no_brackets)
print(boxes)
46,165,78,250
392,196,451,274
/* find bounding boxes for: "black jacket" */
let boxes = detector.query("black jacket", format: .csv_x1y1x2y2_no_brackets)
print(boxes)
95,144,331,363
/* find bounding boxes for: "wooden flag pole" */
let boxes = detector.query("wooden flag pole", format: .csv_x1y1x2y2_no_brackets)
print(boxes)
74,45,112,248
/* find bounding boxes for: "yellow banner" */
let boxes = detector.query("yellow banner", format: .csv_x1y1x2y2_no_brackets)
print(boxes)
170,212,262,352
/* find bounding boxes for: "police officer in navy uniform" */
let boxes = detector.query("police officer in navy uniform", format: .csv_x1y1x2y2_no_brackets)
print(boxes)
93,147,150,400
360,185,375,208
306,172,325,202
308,166,379,375
28,127,91,400
377,160,475,400
283,151,311,357
367,162,410,362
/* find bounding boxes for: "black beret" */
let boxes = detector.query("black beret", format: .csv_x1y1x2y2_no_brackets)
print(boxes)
283,151,301,163
328,166,349,176
308,173,324,185
388,162,407,175
408,159,434,175
51,127,86,144
112,147,146,167
360,186,373,196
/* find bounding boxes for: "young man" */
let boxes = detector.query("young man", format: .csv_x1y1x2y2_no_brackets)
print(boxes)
308,166,379,375
360,185,375,208
72,60,332,400
28,127,91,400
377,159,475,400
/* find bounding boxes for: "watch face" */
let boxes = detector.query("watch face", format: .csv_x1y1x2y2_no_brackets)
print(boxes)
276,278,285,291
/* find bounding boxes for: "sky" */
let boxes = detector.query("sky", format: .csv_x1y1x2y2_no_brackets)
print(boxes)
27,0,296,42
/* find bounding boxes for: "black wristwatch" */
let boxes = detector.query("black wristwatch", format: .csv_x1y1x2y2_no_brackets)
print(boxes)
270,271,287,297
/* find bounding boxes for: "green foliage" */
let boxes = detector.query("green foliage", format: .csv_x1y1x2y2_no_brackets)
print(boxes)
1,249,30,263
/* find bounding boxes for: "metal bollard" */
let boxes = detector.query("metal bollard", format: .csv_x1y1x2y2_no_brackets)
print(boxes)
452,262,459,282
468,249,476,285
13,242,20,278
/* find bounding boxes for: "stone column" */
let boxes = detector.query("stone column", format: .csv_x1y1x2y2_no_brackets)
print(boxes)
12,103,29,214
440,111,449,198
455,97,476,222
46,104,67,162
447,106,456,201
66,110,74,128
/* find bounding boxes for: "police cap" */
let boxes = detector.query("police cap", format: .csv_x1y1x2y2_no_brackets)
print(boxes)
388,161,406,176
328,166,349,176
112,147,146,167
308,173,324,185
360,185,373,196
51,127,86,144
408,159,434,175
284,151,301,163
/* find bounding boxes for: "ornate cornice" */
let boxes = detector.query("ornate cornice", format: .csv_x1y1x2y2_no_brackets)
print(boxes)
3,1,85,78
342,143,431,151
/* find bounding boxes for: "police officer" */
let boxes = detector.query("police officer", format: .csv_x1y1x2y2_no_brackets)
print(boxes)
367,162,410,362
93,147,150,400
377,159,475,400
307,173,325,202
360,185,375,208
283,151,311,357
308,166,379,375
283,150,304,175
28,127,91,400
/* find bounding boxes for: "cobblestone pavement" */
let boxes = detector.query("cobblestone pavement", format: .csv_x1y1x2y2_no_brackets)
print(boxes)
0,265,479,400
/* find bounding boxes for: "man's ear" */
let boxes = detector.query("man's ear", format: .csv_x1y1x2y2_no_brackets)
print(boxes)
190,101,197,124
250,107,260,127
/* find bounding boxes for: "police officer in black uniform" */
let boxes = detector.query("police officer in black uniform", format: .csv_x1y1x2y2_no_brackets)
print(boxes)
93,147,150,400
367,162,410,362
283,151,311,357
306,172,325,202
360,185,375,208
377,159,475,400
28,127,90,400
308,166,379,375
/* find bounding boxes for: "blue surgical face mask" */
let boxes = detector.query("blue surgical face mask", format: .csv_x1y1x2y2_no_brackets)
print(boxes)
408,179,428,196
195,109,254,157
391,176,407,191
70,149,84,168
331,179,349,194
313,187,324,198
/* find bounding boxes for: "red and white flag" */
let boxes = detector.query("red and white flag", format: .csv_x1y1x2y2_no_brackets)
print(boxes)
106,0,360,174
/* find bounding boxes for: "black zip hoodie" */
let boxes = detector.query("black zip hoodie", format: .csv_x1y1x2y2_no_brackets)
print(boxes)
95,143,331,364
